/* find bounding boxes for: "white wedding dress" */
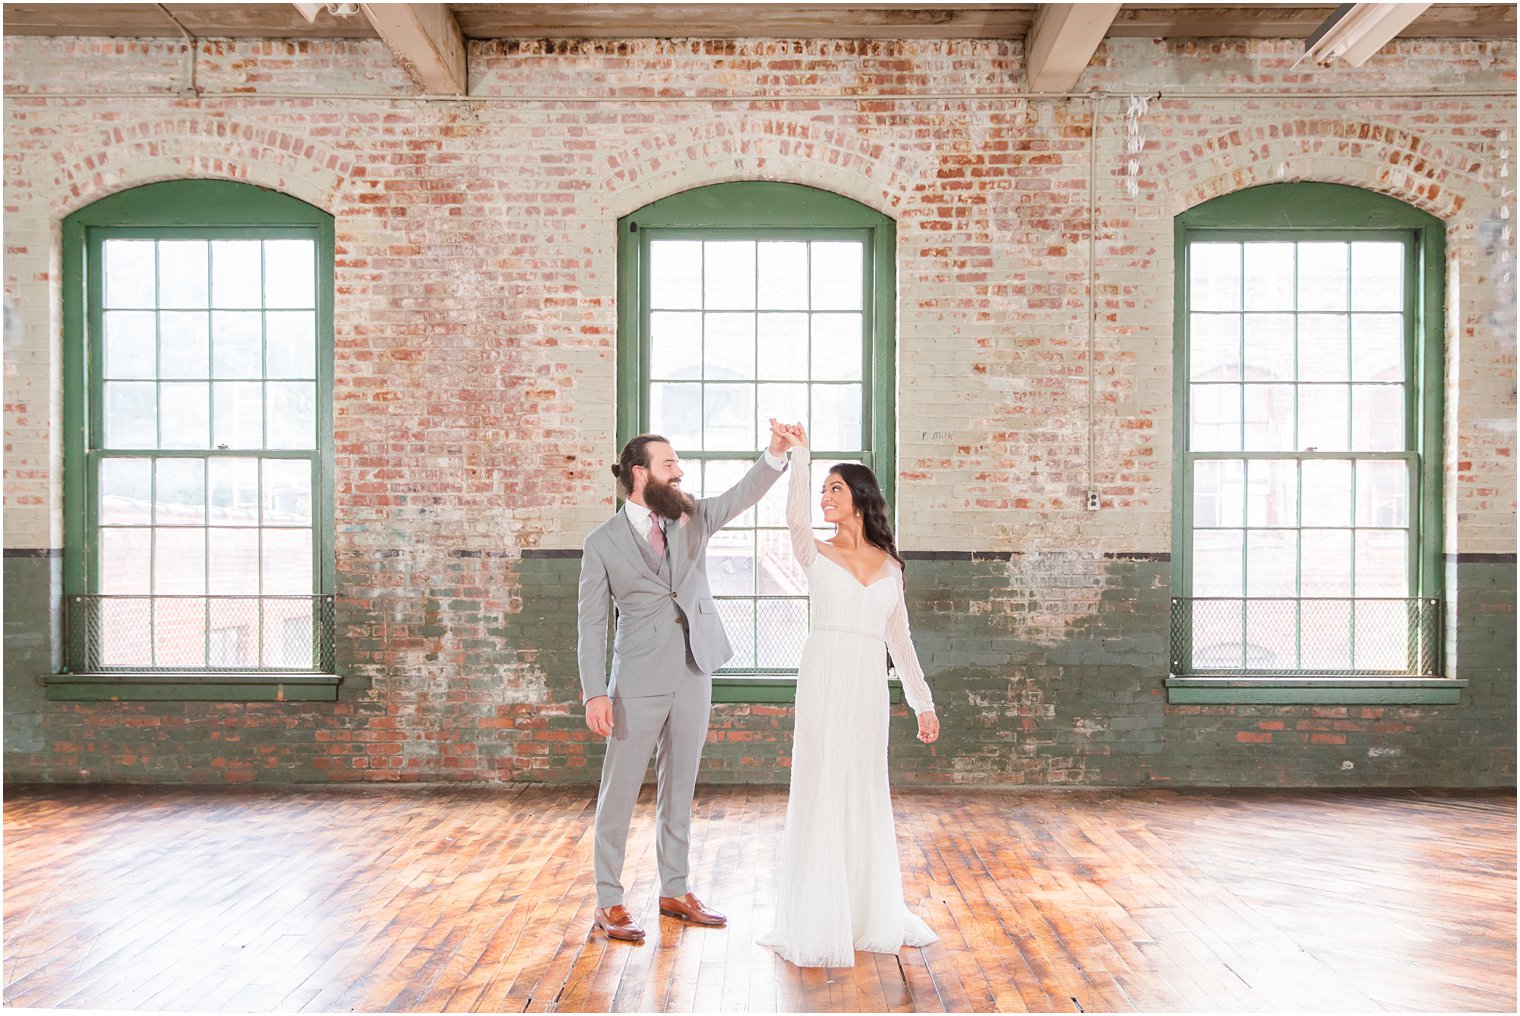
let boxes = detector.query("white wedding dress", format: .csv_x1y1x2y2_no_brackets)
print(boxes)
758,446,938,968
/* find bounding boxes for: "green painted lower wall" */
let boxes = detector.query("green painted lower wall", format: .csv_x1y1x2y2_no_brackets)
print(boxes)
5,552,1514,787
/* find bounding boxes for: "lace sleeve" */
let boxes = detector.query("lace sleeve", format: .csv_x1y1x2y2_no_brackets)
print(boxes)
786,446,816,568
886,577,934,716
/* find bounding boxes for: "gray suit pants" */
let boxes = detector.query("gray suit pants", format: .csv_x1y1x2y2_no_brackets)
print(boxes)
593,661,712,908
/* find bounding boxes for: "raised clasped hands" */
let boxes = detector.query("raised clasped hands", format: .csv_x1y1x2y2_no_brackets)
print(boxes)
767,418,809,452
917,710,940,744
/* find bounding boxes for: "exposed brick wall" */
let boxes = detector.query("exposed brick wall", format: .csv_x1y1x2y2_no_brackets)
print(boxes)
3,34,1514,785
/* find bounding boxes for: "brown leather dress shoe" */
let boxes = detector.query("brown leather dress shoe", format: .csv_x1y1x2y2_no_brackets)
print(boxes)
658,892,727,926
593,904,646,941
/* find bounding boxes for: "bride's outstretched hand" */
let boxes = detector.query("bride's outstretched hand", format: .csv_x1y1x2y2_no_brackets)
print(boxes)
768,419,808,450
917,711,940,744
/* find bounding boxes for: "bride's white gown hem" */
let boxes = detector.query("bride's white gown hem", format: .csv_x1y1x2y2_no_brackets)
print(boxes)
757,446,938,969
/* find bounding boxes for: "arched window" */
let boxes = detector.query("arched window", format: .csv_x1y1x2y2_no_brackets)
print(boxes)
618,182,896,699
59,180,336,698
1171,183,1444,688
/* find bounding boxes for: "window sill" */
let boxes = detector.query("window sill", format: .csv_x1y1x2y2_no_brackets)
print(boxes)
1165,675,1464,705
712,676,905,706
45,672,341,702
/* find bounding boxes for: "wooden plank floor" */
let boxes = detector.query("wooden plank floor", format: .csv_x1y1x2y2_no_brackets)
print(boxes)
4,784,1514,1013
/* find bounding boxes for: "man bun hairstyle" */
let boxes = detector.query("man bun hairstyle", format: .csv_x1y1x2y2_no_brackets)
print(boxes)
611,433,671,496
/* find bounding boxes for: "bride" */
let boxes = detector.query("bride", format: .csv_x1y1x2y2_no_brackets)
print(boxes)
758,420,940,968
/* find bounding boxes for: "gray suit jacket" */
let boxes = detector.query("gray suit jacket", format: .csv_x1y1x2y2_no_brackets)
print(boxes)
577,454,784,700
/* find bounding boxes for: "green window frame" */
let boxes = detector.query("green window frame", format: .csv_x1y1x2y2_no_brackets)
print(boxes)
1169,182,1454,705
617,182,896,703
54,180,338,701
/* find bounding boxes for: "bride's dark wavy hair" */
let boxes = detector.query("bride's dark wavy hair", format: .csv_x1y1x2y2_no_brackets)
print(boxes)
828,463,904,573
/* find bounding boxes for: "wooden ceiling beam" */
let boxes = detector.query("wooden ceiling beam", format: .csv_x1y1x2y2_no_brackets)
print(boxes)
1024,2,1121,92
360,3,466,94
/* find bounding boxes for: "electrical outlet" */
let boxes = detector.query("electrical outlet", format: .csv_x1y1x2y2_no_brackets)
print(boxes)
1086,491,1100,511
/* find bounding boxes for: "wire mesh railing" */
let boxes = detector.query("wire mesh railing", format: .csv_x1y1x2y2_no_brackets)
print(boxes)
64,594,336,673
1170,596,1441,677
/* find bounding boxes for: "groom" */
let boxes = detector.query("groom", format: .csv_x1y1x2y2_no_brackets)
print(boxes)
578,426,789,941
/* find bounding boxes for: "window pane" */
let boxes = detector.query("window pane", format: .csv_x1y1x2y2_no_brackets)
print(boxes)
811,314,863,382
103,311,156,378
758,313,809,379
1193,459,1243,528
707,528,754,596
1244,600,1295,671
99,458,151,525
159,381,210,449
649,383,701,449
703,383,755,451
266,311,316,379
702,459,754,527
1351,313,1403,381
1354,600,1409,670
756,382,808,464
211,240,262,309
757,242,809,310
212,311,262,379
208,457,259,525
1189,383,1240,452
1301,529,1352,596
756,464,793,529
1246,459,1297,528
1189,242,1240,311
810,241,862,311
1243,384,1293,451
649,311,702,380
268,610,315,669
810,384,861,451
1298,242,1349,311
1352,242,1403,312
155,598,207,667
159,311,210,379
209,601,256,666
717,599,755,669
100,598,152,668
262,459,312,526
99,527,152,593
208,529,260,594
757,529,807,594
1246,529,1298,596
262,529,312,595
1298,314,1348,382
1301,460,1352,527
1351,385,1404,451
1191,529,1243,596
154,458,205,525
103,381,157,449
704,313,755,381
757,598,809,668
703,241,755,310
266,382,316,450
1297,384,1348,451
1356,460,1409,527
103,240,156,309
1301,600,1353,670
1356,529,1409,597
154,527,206,595
1190,312,1241,381
158,240,208,309
263,239,315,309
649,240,702,309
1191,598,1243,669
1243,313,1294,381
1243,242,1295,312
213,381,263,449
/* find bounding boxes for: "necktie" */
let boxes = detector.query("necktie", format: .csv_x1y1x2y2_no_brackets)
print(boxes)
649,516,666,563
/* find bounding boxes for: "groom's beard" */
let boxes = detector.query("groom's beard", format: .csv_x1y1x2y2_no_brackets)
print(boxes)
643,476,696,520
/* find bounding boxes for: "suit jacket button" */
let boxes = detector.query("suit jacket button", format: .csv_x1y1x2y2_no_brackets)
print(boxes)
670,591,677,599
